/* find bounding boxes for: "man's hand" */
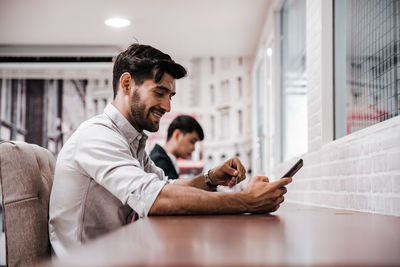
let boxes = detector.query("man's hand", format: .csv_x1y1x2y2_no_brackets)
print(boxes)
240,176,292,213
208,157,246,187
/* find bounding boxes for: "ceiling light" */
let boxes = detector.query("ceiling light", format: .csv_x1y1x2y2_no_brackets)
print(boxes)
105,18,131,28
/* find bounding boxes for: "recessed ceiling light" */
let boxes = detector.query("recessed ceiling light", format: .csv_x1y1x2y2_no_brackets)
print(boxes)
105,18,131,28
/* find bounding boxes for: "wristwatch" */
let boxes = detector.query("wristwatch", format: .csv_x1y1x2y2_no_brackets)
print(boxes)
204,169,217,190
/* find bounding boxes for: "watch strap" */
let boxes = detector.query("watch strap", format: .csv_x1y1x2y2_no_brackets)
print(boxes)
204,169,217,190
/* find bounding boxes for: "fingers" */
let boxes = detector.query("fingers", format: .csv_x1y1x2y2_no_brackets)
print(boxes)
280,186,287,195
272,186,287,198
268,197,284,213
272,196,285,212
223,164,239,177
221,166,242,185
270,177,292,190
227,177,237,187
243,176,288,213
216,157,247,184
228,157,246,181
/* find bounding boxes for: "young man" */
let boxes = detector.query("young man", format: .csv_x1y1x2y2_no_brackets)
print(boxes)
49,43,292,256
150,115,204,179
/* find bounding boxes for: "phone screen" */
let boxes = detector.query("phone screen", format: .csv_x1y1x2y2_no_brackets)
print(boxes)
281,158,303,178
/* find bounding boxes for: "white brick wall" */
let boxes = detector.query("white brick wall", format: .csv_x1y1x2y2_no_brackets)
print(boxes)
255,0,400,216
283,106,400,216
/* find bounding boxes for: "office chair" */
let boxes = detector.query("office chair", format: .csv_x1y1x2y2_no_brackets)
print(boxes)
0,141,55,266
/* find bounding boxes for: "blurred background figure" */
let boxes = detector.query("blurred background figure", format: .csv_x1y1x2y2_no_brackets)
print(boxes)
150,115,204,180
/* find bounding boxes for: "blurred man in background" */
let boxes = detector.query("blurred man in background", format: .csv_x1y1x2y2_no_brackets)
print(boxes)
150,115,204,179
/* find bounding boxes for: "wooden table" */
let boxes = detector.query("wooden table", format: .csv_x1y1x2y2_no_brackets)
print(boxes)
50,203,400,266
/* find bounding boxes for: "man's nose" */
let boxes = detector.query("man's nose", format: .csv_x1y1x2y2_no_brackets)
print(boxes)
160,97,171,112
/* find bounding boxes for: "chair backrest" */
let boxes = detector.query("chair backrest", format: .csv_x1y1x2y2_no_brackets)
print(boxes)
0,141,55,267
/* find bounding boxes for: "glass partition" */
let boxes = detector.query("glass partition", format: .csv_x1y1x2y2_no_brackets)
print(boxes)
280,0,308,161
334,0,400,138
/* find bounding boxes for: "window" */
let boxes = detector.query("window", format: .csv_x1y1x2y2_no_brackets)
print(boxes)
210,57,215,74
238,77,243,97
1,80,12,123
0,79,2,123
220,80,230,105
255,60,265,172
238,110,243,135
221,58,231,70
210,85,215,104
94,99,98,114
210,115,215,139
17,80,26,131
0,79,2,138
334,0,400,138
0,79,27,141
46,80,62,152
239,57,243,66
1,80,12,139
103,98,108,110
220,108,230,139
280,0,307,161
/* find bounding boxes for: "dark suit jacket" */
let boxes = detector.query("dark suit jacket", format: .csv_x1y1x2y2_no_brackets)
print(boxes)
149,144,179,180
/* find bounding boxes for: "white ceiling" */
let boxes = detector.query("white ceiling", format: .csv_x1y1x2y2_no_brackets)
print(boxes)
0,0,270,59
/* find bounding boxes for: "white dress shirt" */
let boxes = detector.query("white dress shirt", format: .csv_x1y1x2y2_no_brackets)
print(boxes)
49,103,168,256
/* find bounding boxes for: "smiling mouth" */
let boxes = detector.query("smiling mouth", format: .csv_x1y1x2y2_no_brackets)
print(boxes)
150,110,164,121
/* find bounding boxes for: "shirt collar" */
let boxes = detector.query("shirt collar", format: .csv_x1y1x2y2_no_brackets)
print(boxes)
104,103,148,143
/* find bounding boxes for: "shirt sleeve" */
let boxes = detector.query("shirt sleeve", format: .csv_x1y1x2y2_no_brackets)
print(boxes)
144,153,178,184
73,124,166,218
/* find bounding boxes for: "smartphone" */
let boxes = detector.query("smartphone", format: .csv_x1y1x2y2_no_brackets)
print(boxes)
281,158,303,178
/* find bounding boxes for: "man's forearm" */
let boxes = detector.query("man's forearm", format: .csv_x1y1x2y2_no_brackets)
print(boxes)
173,174,212,191
148,183,247,215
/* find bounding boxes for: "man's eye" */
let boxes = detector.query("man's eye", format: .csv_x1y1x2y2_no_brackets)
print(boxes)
155,92,163,97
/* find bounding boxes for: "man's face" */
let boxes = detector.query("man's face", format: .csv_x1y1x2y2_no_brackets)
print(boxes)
176,131,200,159
129,73,176,132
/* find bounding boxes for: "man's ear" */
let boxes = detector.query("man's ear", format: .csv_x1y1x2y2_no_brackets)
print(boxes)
172,129,183,141
119,72,133,96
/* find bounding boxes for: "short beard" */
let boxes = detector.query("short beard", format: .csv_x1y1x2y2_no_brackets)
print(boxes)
130,90,159,132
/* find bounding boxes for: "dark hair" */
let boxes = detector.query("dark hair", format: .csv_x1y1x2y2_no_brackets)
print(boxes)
167,115,204,141
112,43,187,98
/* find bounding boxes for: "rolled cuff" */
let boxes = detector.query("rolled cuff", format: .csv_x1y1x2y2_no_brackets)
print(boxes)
168,178,177,184
127,179,167,218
